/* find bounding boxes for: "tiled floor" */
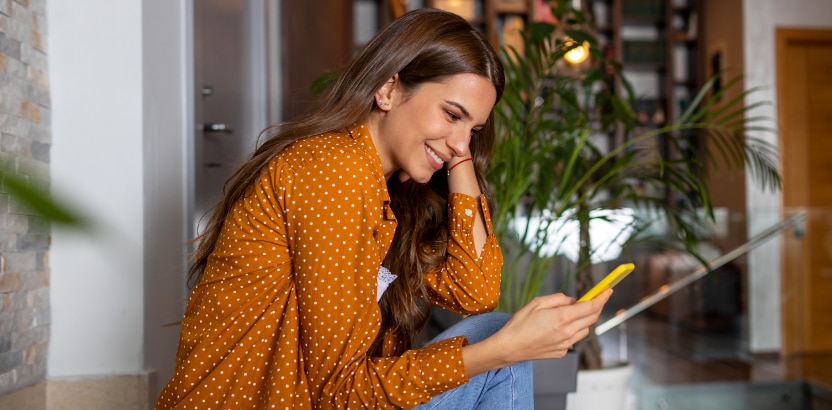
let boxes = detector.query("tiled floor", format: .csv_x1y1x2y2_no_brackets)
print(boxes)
606,314,784,387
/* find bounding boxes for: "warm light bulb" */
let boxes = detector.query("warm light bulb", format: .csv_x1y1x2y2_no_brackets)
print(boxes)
563,39,590,64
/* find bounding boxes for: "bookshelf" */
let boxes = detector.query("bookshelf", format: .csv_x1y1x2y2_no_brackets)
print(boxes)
424,0,703,159
427,0,538,50
590,0,702,175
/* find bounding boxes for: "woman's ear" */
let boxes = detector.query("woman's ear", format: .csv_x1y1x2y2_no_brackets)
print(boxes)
374,74,398,111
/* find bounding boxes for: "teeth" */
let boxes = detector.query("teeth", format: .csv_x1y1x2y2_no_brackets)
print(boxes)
426,146,443,164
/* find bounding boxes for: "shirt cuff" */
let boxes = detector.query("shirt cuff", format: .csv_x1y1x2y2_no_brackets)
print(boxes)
417,335,470,397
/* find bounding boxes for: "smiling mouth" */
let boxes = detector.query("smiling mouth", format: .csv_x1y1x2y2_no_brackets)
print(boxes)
425,146,444,169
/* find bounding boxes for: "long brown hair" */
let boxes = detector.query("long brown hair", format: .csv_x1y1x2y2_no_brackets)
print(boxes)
189,8,504,356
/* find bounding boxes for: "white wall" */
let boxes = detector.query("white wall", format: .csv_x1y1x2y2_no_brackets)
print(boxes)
743,0,832,352
48,0,189,388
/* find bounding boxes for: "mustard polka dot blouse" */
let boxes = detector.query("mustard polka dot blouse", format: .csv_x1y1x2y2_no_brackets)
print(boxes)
156,123,504,409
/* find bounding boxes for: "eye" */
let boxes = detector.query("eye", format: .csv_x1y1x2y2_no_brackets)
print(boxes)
445,110,461,121
471,127,483,137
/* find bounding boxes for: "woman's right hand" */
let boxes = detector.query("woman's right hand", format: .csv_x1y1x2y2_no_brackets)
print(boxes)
498,290,612,362
461,289,612,376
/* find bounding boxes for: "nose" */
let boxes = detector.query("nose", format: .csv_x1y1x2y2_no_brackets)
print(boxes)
447,129,471,158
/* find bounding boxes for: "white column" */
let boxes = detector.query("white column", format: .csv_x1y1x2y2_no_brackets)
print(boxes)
48,0,190,396
48,0,146,376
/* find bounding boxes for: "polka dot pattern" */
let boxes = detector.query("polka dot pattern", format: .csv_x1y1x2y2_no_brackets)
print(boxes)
155,123,504,409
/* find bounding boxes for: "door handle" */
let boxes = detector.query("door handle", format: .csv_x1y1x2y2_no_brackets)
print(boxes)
203,123,233,133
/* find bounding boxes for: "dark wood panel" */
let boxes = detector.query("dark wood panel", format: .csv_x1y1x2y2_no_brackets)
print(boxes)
282,1,353,120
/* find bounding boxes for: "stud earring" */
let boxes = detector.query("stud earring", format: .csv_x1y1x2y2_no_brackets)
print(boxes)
377,100,389,108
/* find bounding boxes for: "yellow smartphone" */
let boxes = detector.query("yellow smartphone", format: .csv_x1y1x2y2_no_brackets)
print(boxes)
577,263,635,302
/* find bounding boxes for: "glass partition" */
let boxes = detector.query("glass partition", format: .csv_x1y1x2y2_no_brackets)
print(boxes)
589,206,832,409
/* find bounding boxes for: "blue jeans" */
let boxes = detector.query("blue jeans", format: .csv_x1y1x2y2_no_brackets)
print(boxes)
413,312,534,410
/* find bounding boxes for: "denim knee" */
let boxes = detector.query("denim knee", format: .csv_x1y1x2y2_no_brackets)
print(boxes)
427,311,512,345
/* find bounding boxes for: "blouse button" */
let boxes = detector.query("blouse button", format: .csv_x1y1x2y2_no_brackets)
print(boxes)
465,209,473,217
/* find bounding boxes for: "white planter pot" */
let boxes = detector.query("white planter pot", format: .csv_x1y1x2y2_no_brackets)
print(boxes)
566,362,634,410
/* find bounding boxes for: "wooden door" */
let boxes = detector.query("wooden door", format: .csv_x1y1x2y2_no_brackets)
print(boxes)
777,28,832,389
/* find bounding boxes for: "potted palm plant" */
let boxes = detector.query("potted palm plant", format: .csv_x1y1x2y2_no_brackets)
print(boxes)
487,2,780,408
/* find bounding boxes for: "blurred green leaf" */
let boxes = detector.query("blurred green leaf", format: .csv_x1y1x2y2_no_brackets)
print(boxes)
2,172,84,225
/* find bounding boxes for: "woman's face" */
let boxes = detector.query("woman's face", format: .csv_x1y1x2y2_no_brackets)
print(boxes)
372,73,497,183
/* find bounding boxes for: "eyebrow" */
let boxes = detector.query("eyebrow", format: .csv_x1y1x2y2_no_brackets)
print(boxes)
445,100,487,127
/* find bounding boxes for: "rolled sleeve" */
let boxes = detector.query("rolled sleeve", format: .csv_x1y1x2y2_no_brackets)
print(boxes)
424,193,503,314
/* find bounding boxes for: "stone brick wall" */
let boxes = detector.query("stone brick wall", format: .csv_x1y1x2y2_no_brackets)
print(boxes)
0,0,52,396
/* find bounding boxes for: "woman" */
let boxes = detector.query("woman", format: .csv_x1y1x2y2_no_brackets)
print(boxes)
157,8,611,409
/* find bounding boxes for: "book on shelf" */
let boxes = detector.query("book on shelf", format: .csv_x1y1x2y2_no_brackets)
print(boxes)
623,40,665,65
622,0,665,18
